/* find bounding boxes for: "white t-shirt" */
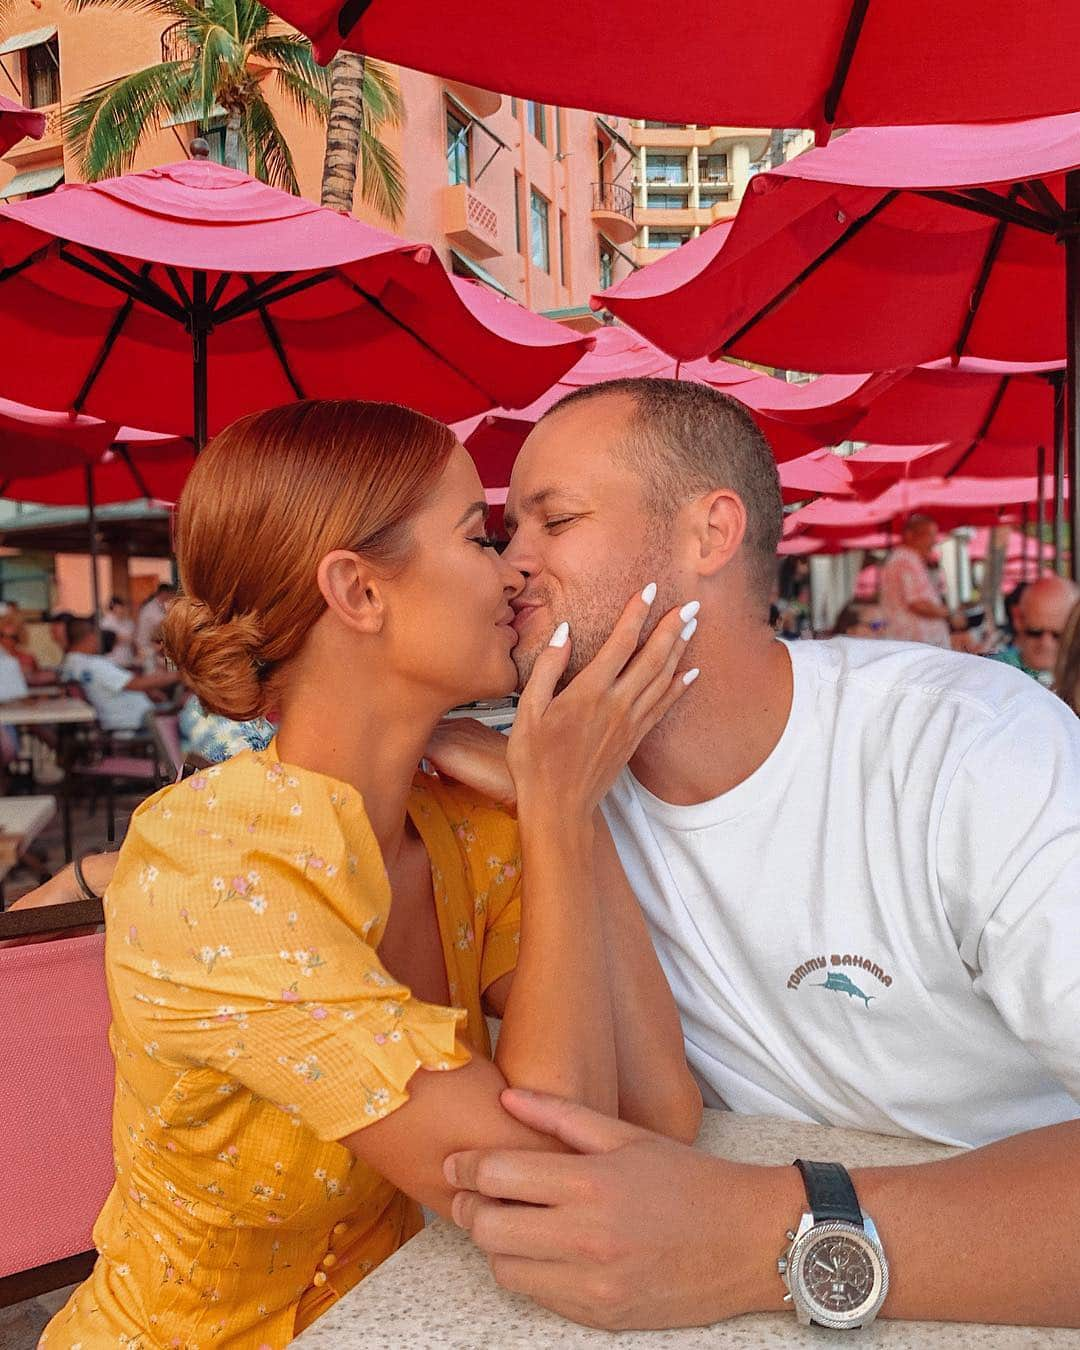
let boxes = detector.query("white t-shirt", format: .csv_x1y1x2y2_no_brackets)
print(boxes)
601,638,1080,1149
61,651,153,733
0,651,29,702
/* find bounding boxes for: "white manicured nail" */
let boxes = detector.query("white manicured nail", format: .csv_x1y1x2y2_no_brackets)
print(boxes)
549,621,570,648
682,667,701,686
679,600,700,623
680,617,697,641
641,581,658,605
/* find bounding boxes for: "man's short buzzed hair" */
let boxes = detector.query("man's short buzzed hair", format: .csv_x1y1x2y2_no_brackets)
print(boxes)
541,377,783,602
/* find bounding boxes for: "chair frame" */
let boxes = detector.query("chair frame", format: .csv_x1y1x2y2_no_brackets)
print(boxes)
0,898,106,1308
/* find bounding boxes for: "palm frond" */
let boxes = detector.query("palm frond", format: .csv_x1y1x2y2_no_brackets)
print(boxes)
246,92,299,194
65,0,208,22
361,58,404,127
274,67,330,124
193,22,242,119
63,62,193,180
250,32,330,90
358,128,406,224
235,0,273,43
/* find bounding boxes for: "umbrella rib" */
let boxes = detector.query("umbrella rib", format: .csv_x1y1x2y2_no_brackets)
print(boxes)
0,243,53,285
164,265,193,309
243,275,307,400
59,248,188,325
943,375,1011,477
114,443,154,500
80,245,192,320
337,0,378,39
72,263,152,413
822,0,871,130
212,271,326,324
917,189,1058,236
720,190,898,355
340,274,501,404
207,272,233,311
1020,178,1066,227
954,186,1019,361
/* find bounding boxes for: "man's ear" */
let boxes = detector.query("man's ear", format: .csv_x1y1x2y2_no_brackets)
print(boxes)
690,489,747,578
316,550,385,635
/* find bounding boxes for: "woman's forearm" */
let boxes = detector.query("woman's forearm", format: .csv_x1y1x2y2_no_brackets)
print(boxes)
494,805,618,1117
594,821,703,1142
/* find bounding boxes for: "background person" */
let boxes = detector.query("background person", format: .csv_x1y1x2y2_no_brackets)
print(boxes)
100,595,136,667
879,515,962,646
60,616,181,733
133,582,175,671
831,599,888,639
989,574,1080,687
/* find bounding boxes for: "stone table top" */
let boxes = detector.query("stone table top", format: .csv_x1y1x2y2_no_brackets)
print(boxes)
293,1110,1078,1349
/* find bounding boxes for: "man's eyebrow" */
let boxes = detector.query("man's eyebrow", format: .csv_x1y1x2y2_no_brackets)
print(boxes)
454,501,489,529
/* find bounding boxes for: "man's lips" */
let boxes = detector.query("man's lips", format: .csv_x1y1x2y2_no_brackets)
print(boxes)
511,602,543,632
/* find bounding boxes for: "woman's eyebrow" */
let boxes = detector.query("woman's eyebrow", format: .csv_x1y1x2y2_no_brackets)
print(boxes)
454,501,489,529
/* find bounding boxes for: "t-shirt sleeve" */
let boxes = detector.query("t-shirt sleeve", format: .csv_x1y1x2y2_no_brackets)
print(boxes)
110,762,471,1143
93,659,137,696
935,691,1080,1103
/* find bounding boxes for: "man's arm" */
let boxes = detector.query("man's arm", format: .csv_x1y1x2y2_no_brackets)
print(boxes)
125,669,180,693
447,1091,1080,1330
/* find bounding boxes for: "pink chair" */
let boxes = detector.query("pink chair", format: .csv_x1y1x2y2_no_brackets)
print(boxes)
0,906,114,1305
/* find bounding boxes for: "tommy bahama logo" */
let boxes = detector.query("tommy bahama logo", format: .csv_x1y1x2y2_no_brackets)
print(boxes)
787,952,893,1008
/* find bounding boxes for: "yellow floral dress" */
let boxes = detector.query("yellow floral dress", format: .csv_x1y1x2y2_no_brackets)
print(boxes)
42,741,521,1350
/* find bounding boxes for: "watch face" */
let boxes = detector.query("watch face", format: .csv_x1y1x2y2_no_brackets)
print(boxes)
791,1223,887,1329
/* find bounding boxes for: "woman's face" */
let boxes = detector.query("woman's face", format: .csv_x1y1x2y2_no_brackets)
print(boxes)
851,605,888,639
379,444,524,706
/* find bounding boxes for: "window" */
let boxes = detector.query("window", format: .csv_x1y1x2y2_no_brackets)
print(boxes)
699,153,729,185
646,192,687,210
203,121,249,173
699,187,733,208
446,106,471,186
514,171,524,253
644,120,686,129
510,96,519,118
644,153,688,185
647,230,691,250
526,101,547,145
599,240,615,290
24,36,59,108
530,188,550,271
559,210,568,287
555,108,564,157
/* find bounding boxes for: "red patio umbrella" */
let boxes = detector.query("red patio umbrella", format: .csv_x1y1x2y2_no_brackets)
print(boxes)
784,475,1053,537
265,0,1080,144
0,157,590,449
0,95,44,156
453,325,827,489
599,114,1080,576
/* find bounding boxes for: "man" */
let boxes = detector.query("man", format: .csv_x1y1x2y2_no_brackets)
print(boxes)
134,583,176,670
61,616,179,733
435,379,1080,1330
878,515,960,647
989,574,1079,687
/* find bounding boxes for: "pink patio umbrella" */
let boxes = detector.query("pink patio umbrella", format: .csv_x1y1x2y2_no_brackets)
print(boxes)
597,114,1080,576
265,0,1080,144
0,157,590,449
784,475,1054,537
0,95,44,156
454,325,829,490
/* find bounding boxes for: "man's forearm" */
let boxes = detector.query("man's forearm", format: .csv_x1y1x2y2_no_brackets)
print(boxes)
495,808,618,1117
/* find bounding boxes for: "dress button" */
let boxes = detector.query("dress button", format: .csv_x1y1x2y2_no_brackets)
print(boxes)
332,1222,348,1237
312,1272,328,1287
321,1253,337,1269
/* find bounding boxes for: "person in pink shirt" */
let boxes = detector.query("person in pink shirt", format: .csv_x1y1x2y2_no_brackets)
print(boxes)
879,515,960,647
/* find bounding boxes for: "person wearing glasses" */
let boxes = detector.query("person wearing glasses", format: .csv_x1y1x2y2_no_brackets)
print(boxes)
831,600,888,640
989,575,1079,688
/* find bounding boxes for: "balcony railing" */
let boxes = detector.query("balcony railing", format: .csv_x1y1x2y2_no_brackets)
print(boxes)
161,20,199,64
592,181,634,220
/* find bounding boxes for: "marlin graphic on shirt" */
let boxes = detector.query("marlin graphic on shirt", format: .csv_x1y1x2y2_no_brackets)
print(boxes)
815,971,874,1007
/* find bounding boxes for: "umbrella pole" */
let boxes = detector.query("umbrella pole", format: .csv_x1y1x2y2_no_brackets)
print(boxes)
1037,445,1047,576
86,465,101,631
1067,170,1080,584
1053,371,1066,576
193,270,208,454
1021,504,1032,580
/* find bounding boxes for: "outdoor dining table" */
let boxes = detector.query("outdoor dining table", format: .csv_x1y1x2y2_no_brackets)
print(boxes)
0,793,55,897
0,697,97,862
292,1109,1075,1349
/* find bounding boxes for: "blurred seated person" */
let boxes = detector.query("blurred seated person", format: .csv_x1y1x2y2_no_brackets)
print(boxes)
832,599,888,639
0,613,57,686
988,575,1080,688
60,616,181,734
135,582,176,672
179,693,276,762
100,595,136,667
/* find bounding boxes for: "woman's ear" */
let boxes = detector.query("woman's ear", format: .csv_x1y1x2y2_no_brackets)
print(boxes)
317,550,385,635
691,489,747,578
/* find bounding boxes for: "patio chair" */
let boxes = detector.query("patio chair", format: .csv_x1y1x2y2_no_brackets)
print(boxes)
65,711,180,842
0,900,113,1307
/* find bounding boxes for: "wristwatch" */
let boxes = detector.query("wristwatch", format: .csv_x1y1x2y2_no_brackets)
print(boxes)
776,1159,889,1330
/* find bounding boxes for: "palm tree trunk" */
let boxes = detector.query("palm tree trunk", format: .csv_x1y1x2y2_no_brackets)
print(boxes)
224,104,243,170
321,51,366,213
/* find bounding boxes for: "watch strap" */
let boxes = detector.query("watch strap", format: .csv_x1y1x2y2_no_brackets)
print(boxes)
793,1159,863,1227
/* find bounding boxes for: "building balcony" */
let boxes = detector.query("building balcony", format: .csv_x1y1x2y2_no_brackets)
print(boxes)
631,125,771,157
590,181,636,244
444,81,502,118
442,182,500,260
3,102,62,166
161,20,199,64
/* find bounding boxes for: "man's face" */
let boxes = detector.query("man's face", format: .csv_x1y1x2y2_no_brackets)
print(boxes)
503,396,681,687
906,521,938,559
1018,584,1077,672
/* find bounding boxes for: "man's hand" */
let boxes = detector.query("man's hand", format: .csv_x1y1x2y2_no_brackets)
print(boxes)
443,1088,799,1331
425,718,515,809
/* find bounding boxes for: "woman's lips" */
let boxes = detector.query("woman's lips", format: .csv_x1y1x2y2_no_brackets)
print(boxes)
511,603,542,633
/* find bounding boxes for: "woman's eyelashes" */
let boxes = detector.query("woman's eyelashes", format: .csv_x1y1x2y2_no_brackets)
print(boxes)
468,535,503,550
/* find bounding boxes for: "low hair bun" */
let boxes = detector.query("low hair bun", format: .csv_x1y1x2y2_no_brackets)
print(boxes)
163,596,268,722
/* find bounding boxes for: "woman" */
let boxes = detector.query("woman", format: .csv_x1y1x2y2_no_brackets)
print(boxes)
832,599,888,639
42,400,701,1349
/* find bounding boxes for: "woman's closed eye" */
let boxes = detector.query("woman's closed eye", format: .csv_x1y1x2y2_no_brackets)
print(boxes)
468,535,503,550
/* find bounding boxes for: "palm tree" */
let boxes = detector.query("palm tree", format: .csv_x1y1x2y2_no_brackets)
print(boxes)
62,0,402,218
320,50,405,223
